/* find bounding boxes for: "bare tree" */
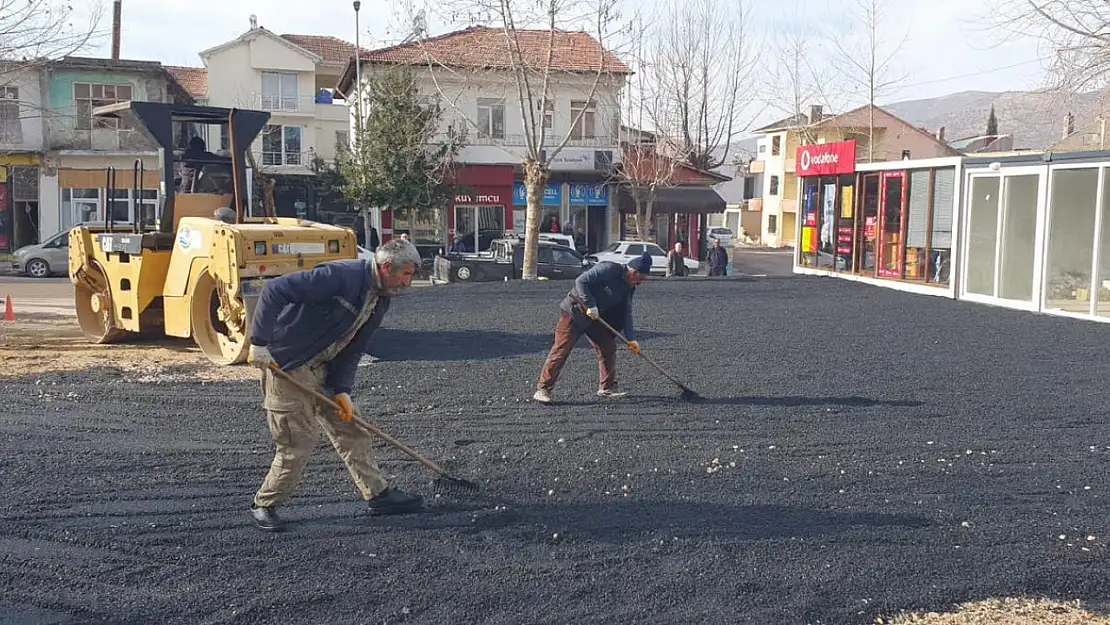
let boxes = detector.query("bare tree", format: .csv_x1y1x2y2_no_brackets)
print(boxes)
388,0,629,279
766,20,833,146
0,0,105,73
644,0,757,171
825,0,907,162
616,141,688,242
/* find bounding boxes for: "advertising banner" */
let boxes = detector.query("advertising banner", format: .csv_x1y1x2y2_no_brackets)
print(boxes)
796,140,857,177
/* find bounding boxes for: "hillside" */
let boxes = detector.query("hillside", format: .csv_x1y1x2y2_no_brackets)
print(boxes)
884,90,1105,150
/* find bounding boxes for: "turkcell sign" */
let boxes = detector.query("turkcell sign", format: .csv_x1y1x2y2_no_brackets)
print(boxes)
795,140,857,177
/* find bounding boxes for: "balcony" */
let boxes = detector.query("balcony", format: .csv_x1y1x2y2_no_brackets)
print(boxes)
748,160,765,174
255,149,315,171
255,95,342,117
434,132,619,148
746,198,762,212
784,157,796,173
782,199,797,213
315,101,349,123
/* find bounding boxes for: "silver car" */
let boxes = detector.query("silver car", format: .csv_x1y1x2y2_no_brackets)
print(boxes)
12,229,70,278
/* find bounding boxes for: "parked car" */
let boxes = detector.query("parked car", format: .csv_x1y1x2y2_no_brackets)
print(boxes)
587,240,699,275
12,228,72,278
538,232,576,250
433,239,589,283
707,226,734,248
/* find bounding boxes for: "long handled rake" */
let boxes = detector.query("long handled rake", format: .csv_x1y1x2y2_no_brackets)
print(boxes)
267,363,480,495
570,295,701,402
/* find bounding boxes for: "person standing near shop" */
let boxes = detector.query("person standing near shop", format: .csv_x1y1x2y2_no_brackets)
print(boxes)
707,239,729,276
666,242,689,277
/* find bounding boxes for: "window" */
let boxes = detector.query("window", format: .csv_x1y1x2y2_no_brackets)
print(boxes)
771,136,781,156
769,175,780,195
538,247,555,264
570,100,596,139
61,188,101,229
109,189,158,225
646,243,666,257
262,124,302,165
625,244,645,256
0,87,20,143
74,83,133,130
540,100,554,130
552,248,581,266
261,71,299,111
335,130,349,153
477,98,505,139
768,214,777,234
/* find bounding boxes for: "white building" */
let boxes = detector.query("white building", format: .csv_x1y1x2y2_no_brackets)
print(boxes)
334,26,630,254
192,16,361,217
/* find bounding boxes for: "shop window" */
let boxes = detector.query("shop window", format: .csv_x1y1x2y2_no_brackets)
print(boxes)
108,189,159,225
857,174,880,273
61,188,101,229
904,170,931,280
930,168,955,284
1045,168,1098,312
800,180,819,267
966,176,1001,296
477,98,505,139
394,208,446,253
1097,172,1110,318
877,172,905,278
769,176,779,195
998,175,1039,301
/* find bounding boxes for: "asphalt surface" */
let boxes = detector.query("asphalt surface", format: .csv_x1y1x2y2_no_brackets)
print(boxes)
4,275,1110,624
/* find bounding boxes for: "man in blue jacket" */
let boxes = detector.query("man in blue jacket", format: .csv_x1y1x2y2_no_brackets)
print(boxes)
532,251,653,404
243,239,424,532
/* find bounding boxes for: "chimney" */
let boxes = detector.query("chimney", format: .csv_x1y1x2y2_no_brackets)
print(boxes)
111,0,122,60
937,126,946,142
808,104,823,125
1065,111,1075,138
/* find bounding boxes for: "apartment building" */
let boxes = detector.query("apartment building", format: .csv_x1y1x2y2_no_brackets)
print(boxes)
335,26,630,254
752,104,959,247
194,16,361,217
0,63,46,252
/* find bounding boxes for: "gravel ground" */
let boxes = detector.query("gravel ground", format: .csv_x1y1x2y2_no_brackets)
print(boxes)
3,275,1110,625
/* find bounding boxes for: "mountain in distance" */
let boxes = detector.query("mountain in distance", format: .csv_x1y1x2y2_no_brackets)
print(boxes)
883,90,1106,150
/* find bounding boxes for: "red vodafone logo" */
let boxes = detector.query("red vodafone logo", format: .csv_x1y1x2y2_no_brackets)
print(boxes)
796,140,857,176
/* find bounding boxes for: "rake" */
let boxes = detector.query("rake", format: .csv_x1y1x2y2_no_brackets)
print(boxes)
267,363,481,495
570,295,701,402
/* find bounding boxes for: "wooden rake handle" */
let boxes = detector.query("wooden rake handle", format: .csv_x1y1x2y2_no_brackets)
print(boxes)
265,362,451,477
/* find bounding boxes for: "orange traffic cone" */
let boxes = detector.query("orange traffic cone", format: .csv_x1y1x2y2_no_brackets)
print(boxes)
3,295,13,321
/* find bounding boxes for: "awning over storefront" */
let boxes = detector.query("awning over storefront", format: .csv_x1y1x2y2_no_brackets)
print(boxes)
617,186,726,215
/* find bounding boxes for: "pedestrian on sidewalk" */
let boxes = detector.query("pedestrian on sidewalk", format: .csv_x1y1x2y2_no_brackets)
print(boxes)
244,239,425,532
707,239,729,277
666,242,688,277
532,251,652,404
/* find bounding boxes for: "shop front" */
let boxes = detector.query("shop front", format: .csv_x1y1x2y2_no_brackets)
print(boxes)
513,181,562,236
567,182,609,254
794,148,963,299
958,151,1110,322
616,186,726,260
448,164,514,253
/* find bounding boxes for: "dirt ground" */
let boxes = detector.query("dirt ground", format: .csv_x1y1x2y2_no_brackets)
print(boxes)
0,314,256,382
880,598,1110,624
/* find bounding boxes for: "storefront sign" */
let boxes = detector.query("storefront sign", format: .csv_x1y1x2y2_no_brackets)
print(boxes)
796,140,857,177
568,183,609,206
512,182,562,206
455,192,504,205
546,149,595,171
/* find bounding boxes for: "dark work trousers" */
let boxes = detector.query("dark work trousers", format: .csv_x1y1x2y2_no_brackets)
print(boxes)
537,312,618,392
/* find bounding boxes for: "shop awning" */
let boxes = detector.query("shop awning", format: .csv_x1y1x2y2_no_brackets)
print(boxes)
617,186,727,215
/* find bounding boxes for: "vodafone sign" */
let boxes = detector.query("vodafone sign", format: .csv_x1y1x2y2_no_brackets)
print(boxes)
795,140,857,177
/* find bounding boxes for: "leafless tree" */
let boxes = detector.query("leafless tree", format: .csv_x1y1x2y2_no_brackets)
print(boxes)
0,0,105,75
616,142,689,242
766,20,834,146
643,0,757,171
824,0,907,162
389,0,629,279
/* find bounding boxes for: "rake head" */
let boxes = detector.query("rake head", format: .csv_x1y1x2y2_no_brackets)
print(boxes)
431,474,481,495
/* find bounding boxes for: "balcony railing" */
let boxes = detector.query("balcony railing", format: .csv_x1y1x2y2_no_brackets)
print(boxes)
431,132,618,148
256,94,348,115
258,150,314,168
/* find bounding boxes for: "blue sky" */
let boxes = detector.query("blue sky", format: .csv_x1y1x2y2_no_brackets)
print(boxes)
72,0,1050,128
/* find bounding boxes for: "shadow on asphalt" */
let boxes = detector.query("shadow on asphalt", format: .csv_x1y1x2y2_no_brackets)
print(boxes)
552,395,924,408
371,329,675,361
317,501,932,543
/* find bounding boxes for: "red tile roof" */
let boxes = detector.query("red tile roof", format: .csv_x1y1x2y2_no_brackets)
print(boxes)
359,26,630,74
165,66,208,99
280,34,363,65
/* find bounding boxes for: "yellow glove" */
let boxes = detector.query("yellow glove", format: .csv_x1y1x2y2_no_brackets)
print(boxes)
628,340,641,355
586,306,600,320
334,393,356,422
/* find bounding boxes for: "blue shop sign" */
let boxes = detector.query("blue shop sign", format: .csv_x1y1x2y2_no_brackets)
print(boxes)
568,183,609,206
513,182,562,206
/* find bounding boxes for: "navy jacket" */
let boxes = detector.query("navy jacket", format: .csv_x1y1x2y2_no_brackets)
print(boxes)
250,258,390,395
559,261,637,340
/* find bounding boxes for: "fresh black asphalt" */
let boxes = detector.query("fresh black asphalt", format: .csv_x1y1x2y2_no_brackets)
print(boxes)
2,274,1110,624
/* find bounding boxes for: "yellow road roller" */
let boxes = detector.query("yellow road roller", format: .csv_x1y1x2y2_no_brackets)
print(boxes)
68,101,357,365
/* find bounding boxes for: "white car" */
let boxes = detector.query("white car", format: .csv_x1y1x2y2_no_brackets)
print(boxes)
587,241,699,275
538,232,576,249
707,227,734,248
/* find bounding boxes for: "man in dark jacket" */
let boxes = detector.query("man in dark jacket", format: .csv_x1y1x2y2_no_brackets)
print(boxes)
707,239,729,276
666,242,688,277
532,251,653,404
244,239,423,532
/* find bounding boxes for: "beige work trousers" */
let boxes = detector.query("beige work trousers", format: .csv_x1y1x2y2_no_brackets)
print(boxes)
252,362,388,508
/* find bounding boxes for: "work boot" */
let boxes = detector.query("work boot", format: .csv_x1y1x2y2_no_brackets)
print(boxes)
532,388,554,404
597,388,628,399
249,504,285,532
367,488,424,516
